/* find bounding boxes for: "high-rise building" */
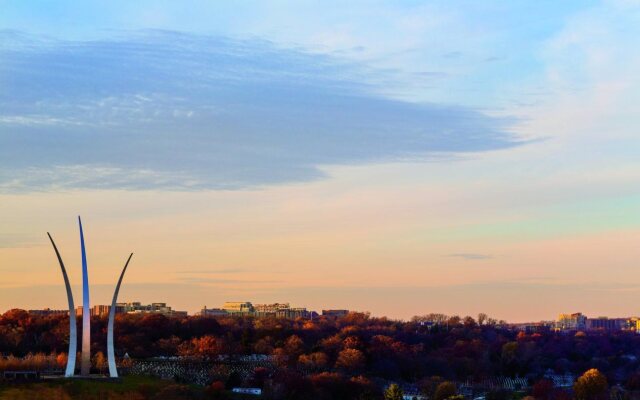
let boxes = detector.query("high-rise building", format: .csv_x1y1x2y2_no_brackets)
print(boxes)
76,304,125,317
222,301,255,315
76,302,186,317
253,302,290,316
322,309,349,318
628,317,640,333
200,306,228,317
587,317,629,331
117,301,186,316
511,322,554,333
201,301,315,319
556,313,587,331
28,308,69,316
276,307,310,319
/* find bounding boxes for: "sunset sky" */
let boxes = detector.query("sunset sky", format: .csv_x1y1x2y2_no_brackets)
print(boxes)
1,1,640,322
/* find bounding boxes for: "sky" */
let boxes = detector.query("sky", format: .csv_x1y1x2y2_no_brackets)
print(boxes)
1,1,640,322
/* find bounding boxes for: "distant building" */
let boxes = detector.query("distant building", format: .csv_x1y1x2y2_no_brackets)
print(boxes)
119,302,187,317
200,306,228,317
232,388,262,396
76,302,186,317
90,305,110,317
587,317,628,331
28,308,69,317
254,303,310,319
254,302,290,316
76,305,123,317
276,307,310,319
556,313,587,331
222,301,255,315
554,314,639,332
93,304,126,317
512,322,553,333
201,301,314,319
322,309,349,318
628,317,640,333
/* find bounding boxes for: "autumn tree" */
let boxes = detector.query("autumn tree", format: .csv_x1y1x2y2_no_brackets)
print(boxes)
418,376,444,398
574,369,608,400
434,381,457,400
343,335,363,350
92,351,107,374
298,352,329,370
463,316,476,327
205,381,227,399
532,379,554,400
350,375,378,399
179,335,225,358
336,348,366,372
384,384,404,400
56,352,68,369
283,335,305,358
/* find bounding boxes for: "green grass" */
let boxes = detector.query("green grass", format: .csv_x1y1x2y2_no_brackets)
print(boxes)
0,375,207,400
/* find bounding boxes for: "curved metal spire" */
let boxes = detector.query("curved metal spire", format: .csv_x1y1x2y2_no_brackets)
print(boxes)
47,233,77,377
107,253,133,378
78,216,91,376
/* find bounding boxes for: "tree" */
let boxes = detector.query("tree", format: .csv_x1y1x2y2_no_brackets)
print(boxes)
486,390,510,400
298,352,328,370
343,335,363,349
384,384,404,400
92,351,107,374
56,352,68,369
574,369,608,400
336,348,366,371
463,316,476,327
205,381,227,399
418,376,444,398
181,335,225,358
447,315,461,326
532,379,554,400
350,375,378,399
434,381,457,400
501,342,518,365
283,335,305,358
478,313,488,326
626,372,640,391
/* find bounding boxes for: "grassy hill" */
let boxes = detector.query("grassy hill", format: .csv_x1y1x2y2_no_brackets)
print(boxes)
0,375,240,400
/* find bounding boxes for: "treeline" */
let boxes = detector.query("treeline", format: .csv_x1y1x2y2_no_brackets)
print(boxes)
3,308,640,399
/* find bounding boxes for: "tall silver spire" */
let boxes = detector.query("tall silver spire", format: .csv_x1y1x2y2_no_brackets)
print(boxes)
107,253,133,378
78,216,91,376
47,233,77,377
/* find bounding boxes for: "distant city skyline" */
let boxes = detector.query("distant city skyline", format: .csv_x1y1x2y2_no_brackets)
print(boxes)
2,1,640,321
16,299,640,327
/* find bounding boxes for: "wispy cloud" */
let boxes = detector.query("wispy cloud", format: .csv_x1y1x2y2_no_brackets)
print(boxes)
0,233,42,249
0,30,522,192
447,253,493,260
176,268,246,274
176,277,282,285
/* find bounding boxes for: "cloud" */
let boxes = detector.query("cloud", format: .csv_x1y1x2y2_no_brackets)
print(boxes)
0,233,41,249
175,268,246,274
175,277,281,285
0,30,522,192
447,253,493,260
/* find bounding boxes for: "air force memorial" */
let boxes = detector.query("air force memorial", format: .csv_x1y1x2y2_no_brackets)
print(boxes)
47,216,133,378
